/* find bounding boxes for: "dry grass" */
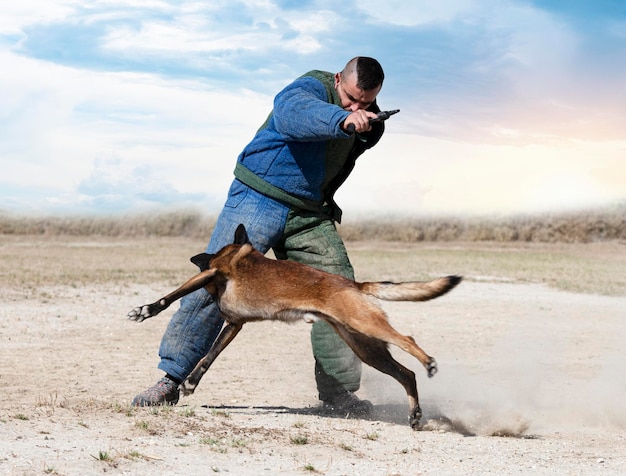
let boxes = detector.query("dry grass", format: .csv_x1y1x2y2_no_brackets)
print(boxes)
347,241,625,297
1,233,623,297
0,203,624,243
0,209,217,238
0,204,624,297
338,205,625,243
0,234,200,290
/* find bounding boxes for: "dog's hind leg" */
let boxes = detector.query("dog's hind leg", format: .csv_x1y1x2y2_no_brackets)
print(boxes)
180,322,243,396
346,312,438,377
332,327,424,430
332,298,437,377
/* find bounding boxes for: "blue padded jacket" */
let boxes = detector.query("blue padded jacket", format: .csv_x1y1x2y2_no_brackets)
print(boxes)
234,70,384,222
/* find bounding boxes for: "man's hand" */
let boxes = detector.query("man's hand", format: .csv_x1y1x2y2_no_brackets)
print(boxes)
342,109,400,134
342,110,379,133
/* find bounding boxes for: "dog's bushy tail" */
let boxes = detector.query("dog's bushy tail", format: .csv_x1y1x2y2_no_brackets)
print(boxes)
357,275,462,302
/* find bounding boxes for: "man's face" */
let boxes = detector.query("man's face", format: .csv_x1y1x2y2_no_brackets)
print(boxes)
334,72,381,112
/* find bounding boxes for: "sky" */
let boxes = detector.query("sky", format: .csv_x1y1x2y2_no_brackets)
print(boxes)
1,0,625,218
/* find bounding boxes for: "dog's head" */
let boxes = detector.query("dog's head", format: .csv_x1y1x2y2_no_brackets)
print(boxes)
190,224,251,271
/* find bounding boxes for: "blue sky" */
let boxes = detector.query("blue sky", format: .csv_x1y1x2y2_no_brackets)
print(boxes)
1,0,625,217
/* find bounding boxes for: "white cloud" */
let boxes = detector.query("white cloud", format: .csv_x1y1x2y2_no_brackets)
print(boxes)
102,22,271,54
494,5,578,69
0,48,271,213
0,1,78,35
336,133,626,217
1,1,624,216
100,3,337,56
355,0,626,146
356,0,479,26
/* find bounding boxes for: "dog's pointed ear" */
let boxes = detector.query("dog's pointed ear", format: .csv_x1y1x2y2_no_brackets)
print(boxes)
190,253,213,271
234,224,250,245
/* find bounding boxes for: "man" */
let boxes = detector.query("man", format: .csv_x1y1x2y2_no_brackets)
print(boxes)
132,57,386,415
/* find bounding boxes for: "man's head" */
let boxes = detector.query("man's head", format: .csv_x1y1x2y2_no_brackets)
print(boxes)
335,57,384,112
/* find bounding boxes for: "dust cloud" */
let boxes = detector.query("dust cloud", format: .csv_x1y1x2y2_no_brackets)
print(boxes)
361,283,626,437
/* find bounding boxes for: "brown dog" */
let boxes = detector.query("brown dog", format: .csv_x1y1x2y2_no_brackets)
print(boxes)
128,224,461,429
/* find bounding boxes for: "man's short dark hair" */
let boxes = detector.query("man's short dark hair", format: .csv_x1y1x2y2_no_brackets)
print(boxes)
354,57,384,91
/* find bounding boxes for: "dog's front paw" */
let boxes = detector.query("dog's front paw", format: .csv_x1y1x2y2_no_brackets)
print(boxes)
426,358,438,378
127,301,166,322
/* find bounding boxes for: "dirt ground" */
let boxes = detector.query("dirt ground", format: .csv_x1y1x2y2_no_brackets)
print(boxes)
1,237,625,475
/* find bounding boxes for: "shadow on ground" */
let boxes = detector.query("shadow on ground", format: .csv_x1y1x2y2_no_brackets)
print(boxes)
198,403,484,436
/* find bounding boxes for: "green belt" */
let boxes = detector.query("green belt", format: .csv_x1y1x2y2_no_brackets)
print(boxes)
234,162,324,214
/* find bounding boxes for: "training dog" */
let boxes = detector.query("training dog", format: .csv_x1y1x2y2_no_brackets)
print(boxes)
128,224,461,429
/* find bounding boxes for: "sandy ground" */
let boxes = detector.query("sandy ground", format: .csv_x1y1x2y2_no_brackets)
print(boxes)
1,238,625,475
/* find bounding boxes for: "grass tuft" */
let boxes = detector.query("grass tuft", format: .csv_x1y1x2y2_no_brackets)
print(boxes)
290,435,308,445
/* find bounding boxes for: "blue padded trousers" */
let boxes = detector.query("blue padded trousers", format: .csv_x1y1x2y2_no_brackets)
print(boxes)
157,180,361,400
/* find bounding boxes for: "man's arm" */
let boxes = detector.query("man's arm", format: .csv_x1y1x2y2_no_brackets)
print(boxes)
272,77,351,141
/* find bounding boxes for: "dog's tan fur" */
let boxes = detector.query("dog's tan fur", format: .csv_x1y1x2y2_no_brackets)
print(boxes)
128,224,461,429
